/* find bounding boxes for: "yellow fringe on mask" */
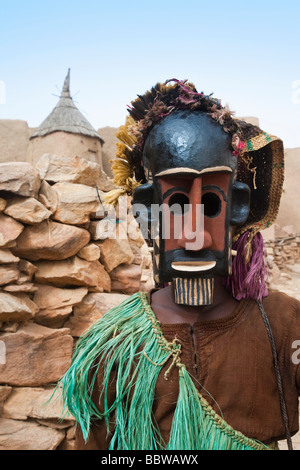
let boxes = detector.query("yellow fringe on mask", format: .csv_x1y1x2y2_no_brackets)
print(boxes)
103,117,141,207
116,116,137,149
116,142,131,160
104,188,128,206
111,157,133,185
105,157,140,206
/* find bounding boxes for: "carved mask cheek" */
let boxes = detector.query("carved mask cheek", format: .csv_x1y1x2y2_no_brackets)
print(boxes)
201,191,227,251
201,172,231,252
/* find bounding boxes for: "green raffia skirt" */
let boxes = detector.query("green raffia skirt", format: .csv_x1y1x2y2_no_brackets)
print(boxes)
58,292,278,450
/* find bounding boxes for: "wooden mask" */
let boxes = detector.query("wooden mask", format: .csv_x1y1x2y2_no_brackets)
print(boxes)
133,110,250,305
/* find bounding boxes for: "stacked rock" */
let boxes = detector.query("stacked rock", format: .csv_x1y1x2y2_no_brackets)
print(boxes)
265,236,300,271
0,154,153,450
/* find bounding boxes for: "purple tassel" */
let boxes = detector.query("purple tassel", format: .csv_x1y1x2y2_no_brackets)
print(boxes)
223,231,268,301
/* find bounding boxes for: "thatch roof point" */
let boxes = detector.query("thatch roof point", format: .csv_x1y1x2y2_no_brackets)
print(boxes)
61,68,71,98
29,70,104,144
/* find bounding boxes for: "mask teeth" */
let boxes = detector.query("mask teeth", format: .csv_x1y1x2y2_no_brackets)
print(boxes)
173,277,214,306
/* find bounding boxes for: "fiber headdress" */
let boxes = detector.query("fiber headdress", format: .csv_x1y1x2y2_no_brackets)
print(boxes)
106,79,284,300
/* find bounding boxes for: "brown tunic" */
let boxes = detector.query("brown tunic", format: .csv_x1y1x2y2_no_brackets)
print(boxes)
74,289,300,449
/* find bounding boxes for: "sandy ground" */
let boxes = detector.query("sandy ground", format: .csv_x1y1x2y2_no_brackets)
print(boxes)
270,263,300,450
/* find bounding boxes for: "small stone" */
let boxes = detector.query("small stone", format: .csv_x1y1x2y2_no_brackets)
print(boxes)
18,259,38,282
89,218,117,241
0,292,38,322
34,256,111,292
140,270,155,293
77,243,101,261
0,419,65,450
0,386,12,409
3,386,74,424
98,224,134,272
110,263,142,294
33,285,88,327
36,153,103,187
0,265,20,286
34,306,73,328
4,196,52,225
0,323,73,386
0,214,24,248
0,198,7,212
0,249,20,264
38,180,58,214
65,292,130,337
266,255,274,268
0,162,41,197
33,284,88,310
11,220,90,261
0,322,20,333
52,182,101,225
95,171,115,192
3,283,38,294
127,211,146,248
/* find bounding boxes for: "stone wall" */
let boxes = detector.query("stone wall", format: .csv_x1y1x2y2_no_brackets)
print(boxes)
0,155,153,450
265,235,300,271
265,233,300,301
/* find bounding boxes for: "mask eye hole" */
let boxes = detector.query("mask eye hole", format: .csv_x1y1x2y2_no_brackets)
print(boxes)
202,192,221,218
168,193,190,215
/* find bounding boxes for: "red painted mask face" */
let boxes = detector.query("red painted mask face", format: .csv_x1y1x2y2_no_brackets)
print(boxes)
160,171,231,254
152,169,234,284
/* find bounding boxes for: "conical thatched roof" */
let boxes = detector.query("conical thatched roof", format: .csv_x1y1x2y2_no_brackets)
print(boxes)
30,69,104,144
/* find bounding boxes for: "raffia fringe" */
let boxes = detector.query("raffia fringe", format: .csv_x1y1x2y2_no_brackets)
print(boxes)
57,292,271,450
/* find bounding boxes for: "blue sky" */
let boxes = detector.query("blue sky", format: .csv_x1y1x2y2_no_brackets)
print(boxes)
1,0,300,148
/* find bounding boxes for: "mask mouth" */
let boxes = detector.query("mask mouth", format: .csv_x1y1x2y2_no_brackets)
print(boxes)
171,261,216,272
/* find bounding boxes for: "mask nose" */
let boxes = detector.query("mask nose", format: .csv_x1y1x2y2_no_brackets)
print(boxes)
177,177,212,251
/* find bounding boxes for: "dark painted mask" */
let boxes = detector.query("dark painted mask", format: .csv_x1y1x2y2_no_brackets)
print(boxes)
133,110,250,305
